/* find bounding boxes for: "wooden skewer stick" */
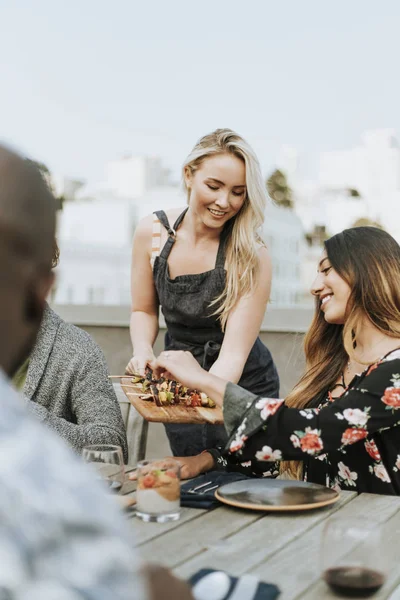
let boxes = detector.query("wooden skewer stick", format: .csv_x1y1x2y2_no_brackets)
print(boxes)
108,374,144,379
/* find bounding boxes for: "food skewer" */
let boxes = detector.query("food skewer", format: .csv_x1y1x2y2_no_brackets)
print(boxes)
117,367,216,409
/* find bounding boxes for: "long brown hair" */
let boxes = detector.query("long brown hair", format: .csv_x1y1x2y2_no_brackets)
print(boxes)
282,226,400,479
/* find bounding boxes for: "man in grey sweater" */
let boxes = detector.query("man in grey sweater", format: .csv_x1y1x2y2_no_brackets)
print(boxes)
0,145,193,599
15,302,129,460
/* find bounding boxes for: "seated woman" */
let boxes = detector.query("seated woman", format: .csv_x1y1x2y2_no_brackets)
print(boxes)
12,243,128,460
152,226,400,495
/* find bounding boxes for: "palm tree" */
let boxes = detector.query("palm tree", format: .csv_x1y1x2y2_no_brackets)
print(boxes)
266,169,293,208
352,217,384,230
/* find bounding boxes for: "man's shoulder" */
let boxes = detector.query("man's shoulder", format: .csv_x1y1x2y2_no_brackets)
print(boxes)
53,315,105,361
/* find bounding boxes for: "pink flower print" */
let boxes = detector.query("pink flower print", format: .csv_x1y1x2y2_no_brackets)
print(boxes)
255,398,284,420
255,446,282,461
337,461,358,487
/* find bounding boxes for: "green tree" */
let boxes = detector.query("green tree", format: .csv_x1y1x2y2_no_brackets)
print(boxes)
266,169,293,208
305,224,330,247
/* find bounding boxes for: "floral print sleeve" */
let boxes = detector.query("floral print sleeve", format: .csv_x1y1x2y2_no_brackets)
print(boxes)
223,351,400,494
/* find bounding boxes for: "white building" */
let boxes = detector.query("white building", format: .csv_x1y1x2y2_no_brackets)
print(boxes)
278,130,400,243
293,181,370,237
54,242,131,306
263,203,309,307
54,150,309,307
106,155,172,199
54,196,137,305
318,129,400,240
54,180,185,306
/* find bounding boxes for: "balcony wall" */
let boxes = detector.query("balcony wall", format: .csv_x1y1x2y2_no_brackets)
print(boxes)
51,304,314,457
51,304,314,397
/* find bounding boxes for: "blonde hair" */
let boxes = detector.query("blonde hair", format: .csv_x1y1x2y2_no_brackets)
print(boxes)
183,129,267,329
281,227,400,479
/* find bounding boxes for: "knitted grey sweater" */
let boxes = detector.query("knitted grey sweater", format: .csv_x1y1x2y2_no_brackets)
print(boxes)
24,305,128,461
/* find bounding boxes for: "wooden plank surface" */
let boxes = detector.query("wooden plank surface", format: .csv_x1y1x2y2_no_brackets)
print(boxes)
138,506,264,567
121,377,223,424
246,493,400,600
121,477,400,600
174,491,356,581
300,498,400,599
129,507,208,546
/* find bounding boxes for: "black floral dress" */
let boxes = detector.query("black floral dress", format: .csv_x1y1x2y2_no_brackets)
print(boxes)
222,348,400,495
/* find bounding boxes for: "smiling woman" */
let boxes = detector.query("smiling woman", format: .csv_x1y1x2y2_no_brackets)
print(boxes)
312,254,352,325
127,128,279,460
152,226,400,495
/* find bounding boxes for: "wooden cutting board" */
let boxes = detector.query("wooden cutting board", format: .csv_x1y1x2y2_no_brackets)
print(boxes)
121,377,224,424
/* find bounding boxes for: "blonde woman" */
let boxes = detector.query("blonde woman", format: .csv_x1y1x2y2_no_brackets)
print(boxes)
153,227,400,495
127,128,279,459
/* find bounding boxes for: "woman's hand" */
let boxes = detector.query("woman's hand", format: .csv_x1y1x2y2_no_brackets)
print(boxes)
125,351,156,376
151,351,227,407
128,453,214,481
151,351,205,390
172,453,215,479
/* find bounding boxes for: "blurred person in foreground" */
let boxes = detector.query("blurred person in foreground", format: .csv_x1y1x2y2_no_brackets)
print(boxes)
12,240,128,460
153,227,400,495
0,145,192,599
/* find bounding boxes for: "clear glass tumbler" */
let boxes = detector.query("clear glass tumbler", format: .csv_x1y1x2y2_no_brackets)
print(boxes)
136,458,181,523
82,444,125,493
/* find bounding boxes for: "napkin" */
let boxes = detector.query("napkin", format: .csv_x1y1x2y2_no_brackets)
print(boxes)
180,471,251,509
190,568,280,600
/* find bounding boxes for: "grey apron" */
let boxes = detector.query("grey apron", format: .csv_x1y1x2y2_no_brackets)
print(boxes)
153,208,280,456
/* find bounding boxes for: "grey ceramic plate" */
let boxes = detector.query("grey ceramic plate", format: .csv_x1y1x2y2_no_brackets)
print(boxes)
215,479,339,511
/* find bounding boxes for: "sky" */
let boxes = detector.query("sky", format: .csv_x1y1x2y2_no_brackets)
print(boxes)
1,0,399,184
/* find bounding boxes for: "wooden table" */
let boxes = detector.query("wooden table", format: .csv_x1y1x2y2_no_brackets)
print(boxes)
121,468,400,599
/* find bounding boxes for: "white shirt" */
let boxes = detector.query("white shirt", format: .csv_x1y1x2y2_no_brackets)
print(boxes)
0,369,147,599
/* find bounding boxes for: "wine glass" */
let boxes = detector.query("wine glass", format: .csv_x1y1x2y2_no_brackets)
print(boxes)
321,517,386,597
82,444,125,492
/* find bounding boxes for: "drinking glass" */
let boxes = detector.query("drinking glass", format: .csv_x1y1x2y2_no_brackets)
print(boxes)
82,444,125,492
321,517,386,597
136,458,181,523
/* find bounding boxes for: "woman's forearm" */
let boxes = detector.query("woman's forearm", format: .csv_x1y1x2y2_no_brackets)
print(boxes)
130,311,159,354
196,370,228,408
209,355,245,385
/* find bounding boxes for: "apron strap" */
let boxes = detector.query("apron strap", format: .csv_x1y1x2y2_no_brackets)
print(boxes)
215,225,230,269
155,206,227,267
172,207,189,231
154,210,176,237
154,208,189,260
